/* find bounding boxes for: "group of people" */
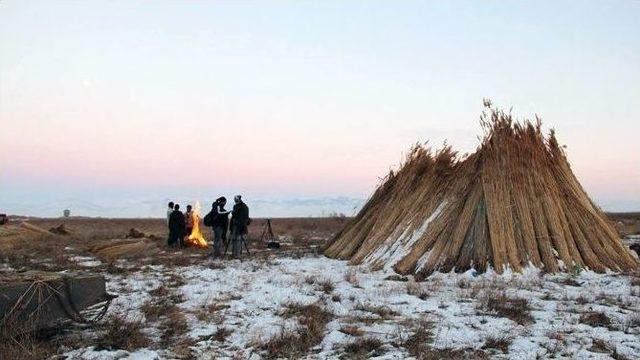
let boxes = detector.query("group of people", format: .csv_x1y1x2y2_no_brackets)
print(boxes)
166,195,250,259
166,203,194,248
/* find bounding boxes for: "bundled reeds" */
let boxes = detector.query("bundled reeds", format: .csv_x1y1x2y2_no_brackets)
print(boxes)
325,103,639,278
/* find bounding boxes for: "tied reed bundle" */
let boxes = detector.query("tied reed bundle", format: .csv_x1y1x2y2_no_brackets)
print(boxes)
325,101,639,278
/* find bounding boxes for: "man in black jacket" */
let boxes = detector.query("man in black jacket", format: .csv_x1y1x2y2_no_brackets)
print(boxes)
168,204,186,248
230,195,250,258
211,197,231,258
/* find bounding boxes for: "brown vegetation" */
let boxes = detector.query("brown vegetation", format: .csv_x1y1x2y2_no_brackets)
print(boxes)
95,315,150,351
325,103,639,276
580,312,612,329
482,334,513,353
354,302,399,319
339,337,384,359
403,319,434,356
260,302,333,358
479,291,533,325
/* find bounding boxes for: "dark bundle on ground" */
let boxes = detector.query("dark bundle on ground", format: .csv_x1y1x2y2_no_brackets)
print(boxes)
325,101,639,278
126,228,147,239
49,224,73,235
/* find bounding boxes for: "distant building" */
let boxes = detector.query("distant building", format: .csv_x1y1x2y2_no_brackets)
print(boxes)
63,209,71,217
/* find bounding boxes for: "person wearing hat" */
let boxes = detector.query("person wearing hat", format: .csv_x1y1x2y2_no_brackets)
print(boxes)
230,195,250,258
211,197,231,258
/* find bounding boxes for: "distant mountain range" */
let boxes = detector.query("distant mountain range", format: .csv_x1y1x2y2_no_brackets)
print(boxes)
0,196,365,218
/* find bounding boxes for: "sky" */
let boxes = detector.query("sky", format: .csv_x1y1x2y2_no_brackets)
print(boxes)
1,0,639,216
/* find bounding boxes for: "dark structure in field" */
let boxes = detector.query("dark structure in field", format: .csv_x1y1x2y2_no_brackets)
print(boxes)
325,104,639,278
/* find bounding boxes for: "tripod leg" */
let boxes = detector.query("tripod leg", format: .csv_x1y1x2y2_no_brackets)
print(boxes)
243,236,250,255
223,236,230,257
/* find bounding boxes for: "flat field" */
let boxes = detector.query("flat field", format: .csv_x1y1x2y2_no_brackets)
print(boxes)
0,215,639,359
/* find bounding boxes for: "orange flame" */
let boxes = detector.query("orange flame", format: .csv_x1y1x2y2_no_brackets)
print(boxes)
185,202,208,248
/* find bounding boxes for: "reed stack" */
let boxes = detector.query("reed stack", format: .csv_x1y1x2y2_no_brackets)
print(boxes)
325,102,639,278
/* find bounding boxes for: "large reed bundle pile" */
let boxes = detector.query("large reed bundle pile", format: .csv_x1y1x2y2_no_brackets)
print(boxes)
325,103,639,278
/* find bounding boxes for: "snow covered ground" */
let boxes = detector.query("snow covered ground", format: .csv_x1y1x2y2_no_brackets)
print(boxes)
60,254,640,359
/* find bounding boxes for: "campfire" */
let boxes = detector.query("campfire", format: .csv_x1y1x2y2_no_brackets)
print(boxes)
185,202,208,248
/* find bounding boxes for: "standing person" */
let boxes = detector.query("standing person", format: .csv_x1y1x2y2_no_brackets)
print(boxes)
210,197,231,258
230,195,250,258
166,201,174,245
168,204,186,248
167,202,174,225
183,204,193,248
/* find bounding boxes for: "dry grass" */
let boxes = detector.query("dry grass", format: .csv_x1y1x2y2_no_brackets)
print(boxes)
0,332,55,360
354,302,399,319
0,216,343,277
479,291,533,325
260,302,333,358
160,311,189,347
318,279,335,294
586,338,632,360
141,298,178,322
579,312,612,328
105,262,128,275
339,337,384,359
589,338,611,353
213,327,233,342
406,281,429,300
574,295,589,305
420,348,489,360
166,273,187,287
557,277,581,287
339,324,364,337
403,319,434,357
194,299,230,323
149,285,170,297
94,315,150,351
482,334,513,353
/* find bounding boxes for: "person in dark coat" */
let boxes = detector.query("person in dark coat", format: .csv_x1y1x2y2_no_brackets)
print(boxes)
167,201,174,225
166,201,174,245
230,195,250,258
211,197,231,258
168,204,186,248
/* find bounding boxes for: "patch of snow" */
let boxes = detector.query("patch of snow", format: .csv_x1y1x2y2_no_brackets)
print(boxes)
68,255,103,267
63,347,160,360
61,255,640,359
364,201,447,271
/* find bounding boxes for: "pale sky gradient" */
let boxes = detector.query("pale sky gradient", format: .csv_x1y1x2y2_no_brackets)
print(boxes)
1,0,639,215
